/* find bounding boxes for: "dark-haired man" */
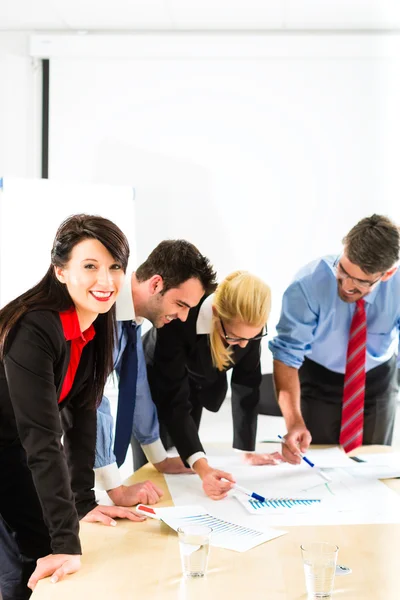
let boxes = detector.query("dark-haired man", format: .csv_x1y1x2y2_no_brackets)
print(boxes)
94,240,217,508
269,215,400,464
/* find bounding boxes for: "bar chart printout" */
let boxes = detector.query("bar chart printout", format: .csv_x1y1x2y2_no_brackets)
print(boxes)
154,505,286,552
235,495,322,515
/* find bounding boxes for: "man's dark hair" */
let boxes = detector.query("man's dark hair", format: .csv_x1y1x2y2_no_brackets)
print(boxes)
136,240,217,294
343,214,400,274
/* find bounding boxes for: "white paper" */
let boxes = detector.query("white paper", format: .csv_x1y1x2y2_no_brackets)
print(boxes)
153,505,286,552
305,447,355,468
164,447,400,528
343,452,400,479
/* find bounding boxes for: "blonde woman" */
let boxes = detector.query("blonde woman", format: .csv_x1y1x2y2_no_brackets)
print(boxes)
143,271,282,501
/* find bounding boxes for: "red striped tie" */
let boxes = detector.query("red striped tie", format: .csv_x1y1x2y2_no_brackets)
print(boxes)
339,299,367,453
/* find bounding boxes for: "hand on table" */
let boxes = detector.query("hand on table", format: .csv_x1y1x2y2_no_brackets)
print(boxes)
107,482,164,506
81,504,146,525
27,554,81,590
282,425,312,464
243,451,284,466
154,456,193,474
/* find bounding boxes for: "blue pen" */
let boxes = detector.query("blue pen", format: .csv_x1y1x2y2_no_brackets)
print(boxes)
232,483,266,503
278,435,331,482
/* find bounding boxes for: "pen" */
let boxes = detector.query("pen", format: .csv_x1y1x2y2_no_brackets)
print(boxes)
232,483,266,503
278,435,331,482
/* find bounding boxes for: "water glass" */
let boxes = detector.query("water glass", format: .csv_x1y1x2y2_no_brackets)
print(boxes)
177,525,212,577
301,542,339,598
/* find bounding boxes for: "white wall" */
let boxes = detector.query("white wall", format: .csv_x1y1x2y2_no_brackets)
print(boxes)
41,34,400,370
2,32,400,373
0,33,41,178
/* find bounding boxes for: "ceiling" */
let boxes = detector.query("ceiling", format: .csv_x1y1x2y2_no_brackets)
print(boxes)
1,0,400,31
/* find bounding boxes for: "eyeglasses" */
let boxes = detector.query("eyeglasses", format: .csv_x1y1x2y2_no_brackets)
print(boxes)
219,318,268,343
333,256,382,291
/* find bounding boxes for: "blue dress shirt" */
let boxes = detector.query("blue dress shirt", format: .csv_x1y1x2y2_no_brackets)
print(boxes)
95,321,162,471
269,255,400,373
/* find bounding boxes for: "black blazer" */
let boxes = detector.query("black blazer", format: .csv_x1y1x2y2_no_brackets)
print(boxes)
143,295,262,462
0,310,97,555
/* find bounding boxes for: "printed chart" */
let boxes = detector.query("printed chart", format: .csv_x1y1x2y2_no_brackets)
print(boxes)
154,505,286,552
165,447,400,528
235,495,322,515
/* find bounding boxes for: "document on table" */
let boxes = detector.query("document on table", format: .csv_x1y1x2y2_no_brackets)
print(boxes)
234,494,324,515
153,505,286,552
305,447,355,468
346,452,400,479
164,445,400,528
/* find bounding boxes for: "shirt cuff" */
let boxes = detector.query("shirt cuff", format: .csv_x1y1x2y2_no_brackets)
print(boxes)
94,462,122,491
234,448,255,453
142,439,168,465
187,452,207,469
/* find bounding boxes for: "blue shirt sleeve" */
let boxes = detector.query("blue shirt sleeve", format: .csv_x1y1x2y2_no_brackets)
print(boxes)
268,278,319,369
95,322,161,469
132,327,161,445
94,395,117,468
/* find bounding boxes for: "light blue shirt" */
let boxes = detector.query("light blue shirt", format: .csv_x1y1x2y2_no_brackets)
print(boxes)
269,255,400,373
95,321,161,469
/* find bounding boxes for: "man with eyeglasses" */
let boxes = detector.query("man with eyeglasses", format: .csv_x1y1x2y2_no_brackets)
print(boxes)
269,214,400,464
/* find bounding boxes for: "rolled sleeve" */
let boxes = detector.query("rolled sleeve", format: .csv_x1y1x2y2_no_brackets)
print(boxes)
268,279,318,369
95,462,121,491
142,439,167,465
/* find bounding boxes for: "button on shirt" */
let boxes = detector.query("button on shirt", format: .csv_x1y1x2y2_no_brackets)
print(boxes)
94,276,167,491
269,255,400,373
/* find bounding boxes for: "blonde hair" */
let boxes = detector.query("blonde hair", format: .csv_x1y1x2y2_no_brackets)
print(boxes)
209,271,271,371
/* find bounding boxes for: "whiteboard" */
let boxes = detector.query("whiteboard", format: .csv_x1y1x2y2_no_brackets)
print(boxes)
0,177,136,307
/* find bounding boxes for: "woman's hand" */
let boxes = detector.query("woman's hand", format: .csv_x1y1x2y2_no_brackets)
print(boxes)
107,481,164,506
201,468,236,500
192,458,236,500
81,504,146,526
243,451,284,466
27,554,81,590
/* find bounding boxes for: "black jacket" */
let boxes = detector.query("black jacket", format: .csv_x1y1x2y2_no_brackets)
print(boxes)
143,295,262,462
0,310,97,555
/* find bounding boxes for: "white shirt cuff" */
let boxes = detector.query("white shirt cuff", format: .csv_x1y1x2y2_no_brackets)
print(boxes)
142,439,168,465
94,462,122,491
234,448,255,453
187,452,207,469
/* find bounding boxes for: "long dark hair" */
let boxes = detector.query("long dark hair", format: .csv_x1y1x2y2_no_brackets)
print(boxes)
0,214,130,406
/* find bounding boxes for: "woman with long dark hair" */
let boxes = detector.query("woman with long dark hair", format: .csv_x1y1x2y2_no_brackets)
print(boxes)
0,214,143,600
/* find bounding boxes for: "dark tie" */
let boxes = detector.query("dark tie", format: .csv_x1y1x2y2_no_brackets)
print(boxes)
340,299,367,453
114,321,138,467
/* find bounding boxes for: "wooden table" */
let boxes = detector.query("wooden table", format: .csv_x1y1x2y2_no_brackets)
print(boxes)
32,445,400,600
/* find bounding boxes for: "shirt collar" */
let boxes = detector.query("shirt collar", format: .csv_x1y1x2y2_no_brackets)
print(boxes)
116,273,136,321
59,307,95,343
196,294,214,334
115,273,144,324
362,281,381,305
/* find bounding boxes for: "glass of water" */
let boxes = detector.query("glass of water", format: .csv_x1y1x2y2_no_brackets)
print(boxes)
177,525,212,577
301,542,339,599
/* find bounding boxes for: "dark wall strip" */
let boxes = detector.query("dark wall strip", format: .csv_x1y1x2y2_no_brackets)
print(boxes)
41,59,50,179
